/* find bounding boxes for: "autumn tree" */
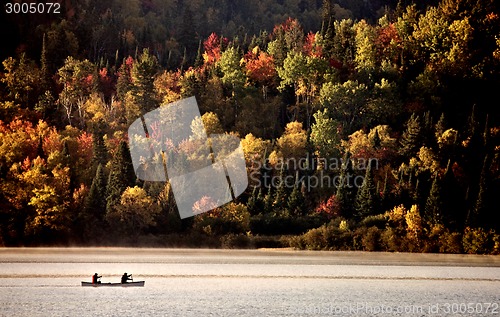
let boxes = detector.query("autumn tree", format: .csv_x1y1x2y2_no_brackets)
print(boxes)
271,121,308,163
1,54,40,108
57,57,96,127
244,47,276,99
354,20,377,75
278,49,327,126
106,186,160,238
203,33,228,66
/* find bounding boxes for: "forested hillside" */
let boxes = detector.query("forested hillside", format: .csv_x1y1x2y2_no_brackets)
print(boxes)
1,0,499,253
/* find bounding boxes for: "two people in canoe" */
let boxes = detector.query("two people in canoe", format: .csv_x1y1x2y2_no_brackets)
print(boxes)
91,273,133,284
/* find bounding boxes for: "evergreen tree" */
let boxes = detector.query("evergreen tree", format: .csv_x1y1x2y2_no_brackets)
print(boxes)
194,39,203,68
263,187,274,213
40,33,52,92
441,160,463,229
106,141,136,214
273,168,288,212
355,159,378,219
425,172,443,225
381,169,391,211
247,187,264,215
471,155,490,228
82,163,107,238
336,152,356,218
399,113,422,157
131,49,159,114
371,129,381,149
434,113,446,141
116,58,133,102
287,182,305,216
91,124,108,171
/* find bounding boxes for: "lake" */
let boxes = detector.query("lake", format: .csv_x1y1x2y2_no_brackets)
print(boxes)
0,248,499,316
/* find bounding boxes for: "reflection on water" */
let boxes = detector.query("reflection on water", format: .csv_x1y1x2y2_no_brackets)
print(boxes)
0,248,499,316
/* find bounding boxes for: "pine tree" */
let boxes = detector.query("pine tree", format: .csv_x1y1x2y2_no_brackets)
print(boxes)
194,39,203,68
425,172,443,225
483,114,490,148
435,113,446,141
263,187,274,213
336,152,356,218
85,164,107,219
40,33,52,92
106,141,136,214
441,160,463,229
381,169,391,211
273,168,288,212
81,163,107,238
371,129,381,149
131,49,159,114
91,125,108,170
399,113,422,157
287,182,305,216
247,187,264,215
61,140,77,191
471,155,489,228
355,159,378,219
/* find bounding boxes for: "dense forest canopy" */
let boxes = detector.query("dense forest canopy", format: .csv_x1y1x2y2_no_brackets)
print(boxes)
0,0,499,253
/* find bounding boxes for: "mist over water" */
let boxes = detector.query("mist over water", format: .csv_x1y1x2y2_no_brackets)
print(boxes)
0,248,499,316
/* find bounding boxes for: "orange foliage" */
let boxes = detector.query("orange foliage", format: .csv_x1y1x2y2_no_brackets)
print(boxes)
315,194,340,219
244,50,276,85
303,32,322,57
76,132,93,164
203,33,228,65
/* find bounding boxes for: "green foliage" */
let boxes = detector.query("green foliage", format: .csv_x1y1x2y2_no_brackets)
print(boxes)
287,184,306,216
425,173,443,225
399,113,422,157
105,141,136,215
319,80,369,134
131,49,159,114
336,153,356,218
81,164,107,239
217,47,246,90
310,109,341,158
355,160,379,219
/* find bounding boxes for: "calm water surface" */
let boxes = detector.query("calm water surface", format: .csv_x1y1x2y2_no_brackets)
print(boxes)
0,248,499,316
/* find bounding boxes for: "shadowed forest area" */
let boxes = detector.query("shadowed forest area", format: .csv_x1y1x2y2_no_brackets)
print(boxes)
0,0,499,253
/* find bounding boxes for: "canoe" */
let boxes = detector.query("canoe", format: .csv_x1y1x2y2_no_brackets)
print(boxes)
81,281,145,287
